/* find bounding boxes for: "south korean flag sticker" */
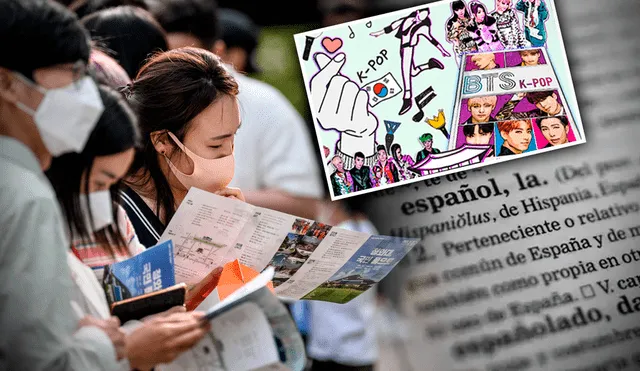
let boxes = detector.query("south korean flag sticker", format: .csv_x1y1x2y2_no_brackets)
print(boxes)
363,72,402,107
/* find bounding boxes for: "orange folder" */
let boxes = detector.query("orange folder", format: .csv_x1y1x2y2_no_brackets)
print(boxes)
216,260,275,301
187,259,274,310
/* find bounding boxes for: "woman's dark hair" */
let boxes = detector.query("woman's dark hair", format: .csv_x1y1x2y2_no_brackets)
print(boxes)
451,0,470,20
46,84,140,257
125,47,239,224
470,2,495,25
81,5,168,79
390,143,402,162
0,0,90,80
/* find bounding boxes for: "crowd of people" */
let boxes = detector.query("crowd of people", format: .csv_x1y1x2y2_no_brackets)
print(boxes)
0,0,388,370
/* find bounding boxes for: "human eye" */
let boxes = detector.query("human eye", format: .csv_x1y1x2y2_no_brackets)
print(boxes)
93,180,108,191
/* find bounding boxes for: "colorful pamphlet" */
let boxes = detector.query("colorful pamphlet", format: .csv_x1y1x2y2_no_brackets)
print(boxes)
159,187,420,304
102,239,176,303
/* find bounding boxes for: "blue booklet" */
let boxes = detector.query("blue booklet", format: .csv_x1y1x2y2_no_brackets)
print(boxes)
102,240,176,303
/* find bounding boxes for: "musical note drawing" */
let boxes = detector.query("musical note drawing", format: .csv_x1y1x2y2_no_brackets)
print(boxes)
366,21,372,28
302,32,323,61
412,86,437,122
348,26,355,39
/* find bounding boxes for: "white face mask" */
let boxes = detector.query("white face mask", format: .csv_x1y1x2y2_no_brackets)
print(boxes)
14,73,104,157
80,190,114,232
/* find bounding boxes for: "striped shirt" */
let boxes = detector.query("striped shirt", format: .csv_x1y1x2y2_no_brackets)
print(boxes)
119,186,165,248
71,204,146,281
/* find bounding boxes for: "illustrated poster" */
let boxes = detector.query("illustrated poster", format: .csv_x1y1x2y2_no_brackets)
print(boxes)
294,0,585,200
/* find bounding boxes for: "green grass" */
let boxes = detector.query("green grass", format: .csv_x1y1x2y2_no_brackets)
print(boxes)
302,287,365,303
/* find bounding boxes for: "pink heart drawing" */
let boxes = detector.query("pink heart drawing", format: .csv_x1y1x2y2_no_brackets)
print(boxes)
321,37,343,53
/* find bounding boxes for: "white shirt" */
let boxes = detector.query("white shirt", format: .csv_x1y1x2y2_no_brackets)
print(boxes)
306,219,379,366
228,70,323,198
68,252,143,371
0,136,119,371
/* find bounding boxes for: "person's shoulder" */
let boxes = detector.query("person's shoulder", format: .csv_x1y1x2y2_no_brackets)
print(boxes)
0,161,56,215
0,174,60,238
499,146,514,156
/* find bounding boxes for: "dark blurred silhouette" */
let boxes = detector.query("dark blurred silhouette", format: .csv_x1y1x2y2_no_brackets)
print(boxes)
81,6,168,79
218,8,261,74
319,0,371,26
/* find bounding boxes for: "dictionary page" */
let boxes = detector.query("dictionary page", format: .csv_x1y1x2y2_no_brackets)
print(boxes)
365,0,640,369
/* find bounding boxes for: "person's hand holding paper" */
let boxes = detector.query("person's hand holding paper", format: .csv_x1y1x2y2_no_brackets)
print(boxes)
126,311,211,370
214,187,245,202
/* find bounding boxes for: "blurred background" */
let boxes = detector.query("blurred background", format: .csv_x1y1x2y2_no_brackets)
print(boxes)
223,0,435,136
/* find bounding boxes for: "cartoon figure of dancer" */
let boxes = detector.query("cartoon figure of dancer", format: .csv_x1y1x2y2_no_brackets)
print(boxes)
390,143,417,181
516,0,549,47
370,7,451,116
371,165,384,187
445,1,478,60
490,0,526,49
374,145,400,184
415,133,441,162
468,2,504,52
329,155,354,196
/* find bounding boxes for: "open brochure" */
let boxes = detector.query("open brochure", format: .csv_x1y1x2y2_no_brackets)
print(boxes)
158,267,306,371
158,187,420,303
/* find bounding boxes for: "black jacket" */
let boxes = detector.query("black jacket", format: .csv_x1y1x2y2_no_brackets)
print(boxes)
349,166,373,191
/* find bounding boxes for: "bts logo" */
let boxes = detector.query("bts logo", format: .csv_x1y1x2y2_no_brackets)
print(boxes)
363,72,402,107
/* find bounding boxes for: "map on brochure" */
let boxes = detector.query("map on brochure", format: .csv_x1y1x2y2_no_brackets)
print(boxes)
158,187,420,303
293,0,585,200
